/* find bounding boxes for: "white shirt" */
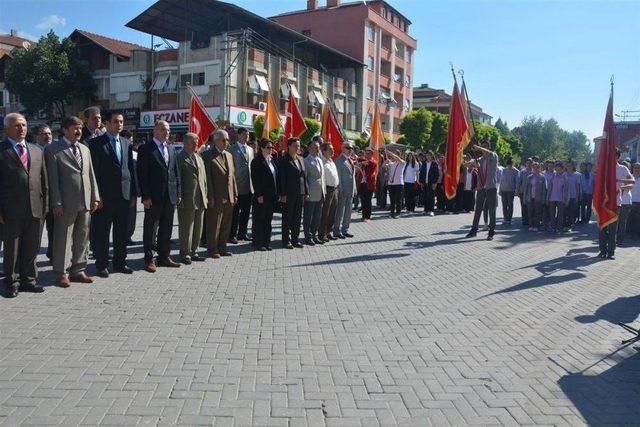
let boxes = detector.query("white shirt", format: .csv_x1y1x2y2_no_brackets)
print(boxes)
616,163,634,206
153,137,169,164
322,156,339,187
387,161,405,186
403,162,420,184
266,156,277,188
464,170,473,191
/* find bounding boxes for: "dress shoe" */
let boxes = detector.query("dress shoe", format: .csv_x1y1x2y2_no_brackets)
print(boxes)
327,235,337,241
97,269,110,278
313,237,324,245
211,253,221,259
343,233,354,238
293,242,304,249
266,246,273,251
239,234,251,241
56,275,71,288
607,253,616,260
336,234,346,239
220,251,233,257
181,256,192,265
597,251,607,259
70,272,93,283
191,254,206,262
465,231,477,238
487,234,494,241
157,258,181,267
259,247,268,252
145,262,157,273
228,237,238,244
19,283,44,293
6,282,19,298
305,239,316,246
115,266,134,274
284,243,294,249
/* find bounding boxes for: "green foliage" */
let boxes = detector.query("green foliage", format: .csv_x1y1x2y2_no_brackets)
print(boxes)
354,136,369,150
399,108,432,150
428,112,448,154
299,117,320,147
5,30,96,119
512,116,592,163
252,114,282,142
473,123,512,163
395,135,407,146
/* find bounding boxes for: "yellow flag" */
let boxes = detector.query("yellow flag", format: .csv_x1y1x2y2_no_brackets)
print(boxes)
369,103,384,165
262,92,282,139
460,82,474,148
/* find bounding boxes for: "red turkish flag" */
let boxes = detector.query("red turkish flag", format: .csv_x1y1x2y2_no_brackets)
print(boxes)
189,94,217,148
285,90,307,140
593,86,618,229
443,81,469,200
321,103,344,159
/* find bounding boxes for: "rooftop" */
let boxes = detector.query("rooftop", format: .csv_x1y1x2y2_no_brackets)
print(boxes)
125,0,364,70
0,30,33,50
70,29,150,58
271,0,412,25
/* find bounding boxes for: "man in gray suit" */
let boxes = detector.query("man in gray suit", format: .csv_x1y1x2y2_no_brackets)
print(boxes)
333,142,356,239
303,139,326,245
0,113,48,297
228,127,254,243
45,116,101,287
177,133,208,264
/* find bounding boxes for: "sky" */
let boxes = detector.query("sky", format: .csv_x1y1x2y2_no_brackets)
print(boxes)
1,0,638,142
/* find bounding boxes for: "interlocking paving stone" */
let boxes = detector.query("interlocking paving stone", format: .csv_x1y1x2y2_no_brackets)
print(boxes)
1,205,639,426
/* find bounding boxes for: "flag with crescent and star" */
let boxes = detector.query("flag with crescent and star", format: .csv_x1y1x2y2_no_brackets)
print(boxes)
189,91,217,148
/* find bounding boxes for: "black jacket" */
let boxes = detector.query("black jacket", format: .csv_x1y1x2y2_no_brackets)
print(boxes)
251,154,278,202
419,160,439,186
89,133,136,202
137,140,181,205
278,153,308,198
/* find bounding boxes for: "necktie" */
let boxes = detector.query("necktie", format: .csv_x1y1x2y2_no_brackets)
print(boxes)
162,143,169,165
16,143,29,171
112,136,122,163
71,143,82,168
191,154,198,171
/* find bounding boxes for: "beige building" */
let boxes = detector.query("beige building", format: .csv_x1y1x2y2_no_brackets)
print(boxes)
0,29,33,118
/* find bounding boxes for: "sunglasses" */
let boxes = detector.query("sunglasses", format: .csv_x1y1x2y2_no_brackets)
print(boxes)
265,146,274,150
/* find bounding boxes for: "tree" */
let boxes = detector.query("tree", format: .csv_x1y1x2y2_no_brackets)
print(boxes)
474,123,512,164
429,112,448,154
399,108,432,150
560,130,591,163
299,117,320,147
5,30,96,120
252,114,282,142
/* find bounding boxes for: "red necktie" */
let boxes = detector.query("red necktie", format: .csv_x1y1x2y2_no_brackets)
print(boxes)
17,143,29,171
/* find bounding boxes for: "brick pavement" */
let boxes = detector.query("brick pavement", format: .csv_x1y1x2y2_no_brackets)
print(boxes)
1,205,639,426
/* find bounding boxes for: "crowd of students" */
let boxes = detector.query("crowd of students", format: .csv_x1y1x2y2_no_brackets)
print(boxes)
2,107,638,298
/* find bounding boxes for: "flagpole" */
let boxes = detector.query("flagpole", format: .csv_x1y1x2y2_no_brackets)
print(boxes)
459,70,478,141
186,83,217,125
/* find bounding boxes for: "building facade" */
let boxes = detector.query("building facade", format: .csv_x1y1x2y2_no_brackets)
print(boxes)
413,83,492,125
271,0,417,141
0,29,33,119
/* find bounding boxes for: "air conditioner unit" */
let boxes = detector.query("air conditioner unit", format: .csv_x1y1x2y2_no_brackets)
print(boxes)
258,102,267,111
314,113,322,121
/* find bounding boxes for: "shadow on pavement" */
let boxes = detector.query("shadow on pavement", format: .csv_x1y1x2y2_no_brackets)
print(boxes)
289,252,409,267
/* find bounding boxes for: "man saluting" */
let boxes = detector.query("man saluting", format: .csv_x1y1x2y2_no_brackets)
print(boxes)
465,140,499,241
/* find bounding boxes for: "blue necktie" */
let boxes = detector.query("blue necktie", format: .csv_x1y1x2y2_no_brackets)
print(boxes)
113,137,122,163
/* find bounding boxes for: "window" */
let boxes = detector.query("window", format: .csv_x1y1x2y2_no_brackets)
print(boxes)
367,56,374,70
192,72,205,86
302,29,311,36
405,48,412,64
365,113,372,127
366,85,374,99
180,74,190,87
367,25,374,42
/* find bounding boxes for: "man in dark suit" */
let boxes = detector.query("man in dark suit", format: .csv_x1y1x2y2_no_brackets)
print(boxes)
137,120,181,272
279,138,309,249
89,111,137,277
0,113,48,297
251,139,278,251
228,127,254,243
419,150,439,216
81,106,104,145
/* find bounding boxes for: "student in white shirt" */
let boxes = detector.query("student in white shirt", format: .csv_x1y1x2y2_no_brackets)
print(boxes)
629,163,640,238
402,151,420,213
616,160,635,246
385,149,405,218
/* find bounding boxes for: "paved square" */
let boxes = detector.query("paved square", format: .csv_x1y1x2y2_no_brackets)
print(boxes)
1,206,639,426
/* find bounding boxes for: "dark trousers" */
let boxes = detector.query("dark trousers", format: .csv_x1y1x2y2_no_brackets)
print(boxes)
520,197,529,225
455,184,464,212
527,199,543,228
471,188,497,233
94,198,130,270
231,193,252,239
629,202,640,237
403,183,416,212
143,199,175,263
501,191,515,222
617,204,632,244
388,185,403,217
2,217,41,285
252,198,274,249
463,190,475,212
549,201,565,231
424,185,436,212
127,203,137,241
320,186,338,238
579,193,592,223
282,193,303,245
44,211,54,258
359,183,373,219
565,198,577,228
436,184,446,211
599,216,618,255
375,183,387,208
303,198,324,240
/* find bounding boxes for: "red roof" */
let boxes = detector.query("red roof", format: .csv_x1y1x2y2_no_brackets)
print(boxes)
71,29,149,58
0,49,12,59
0,33,32,49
